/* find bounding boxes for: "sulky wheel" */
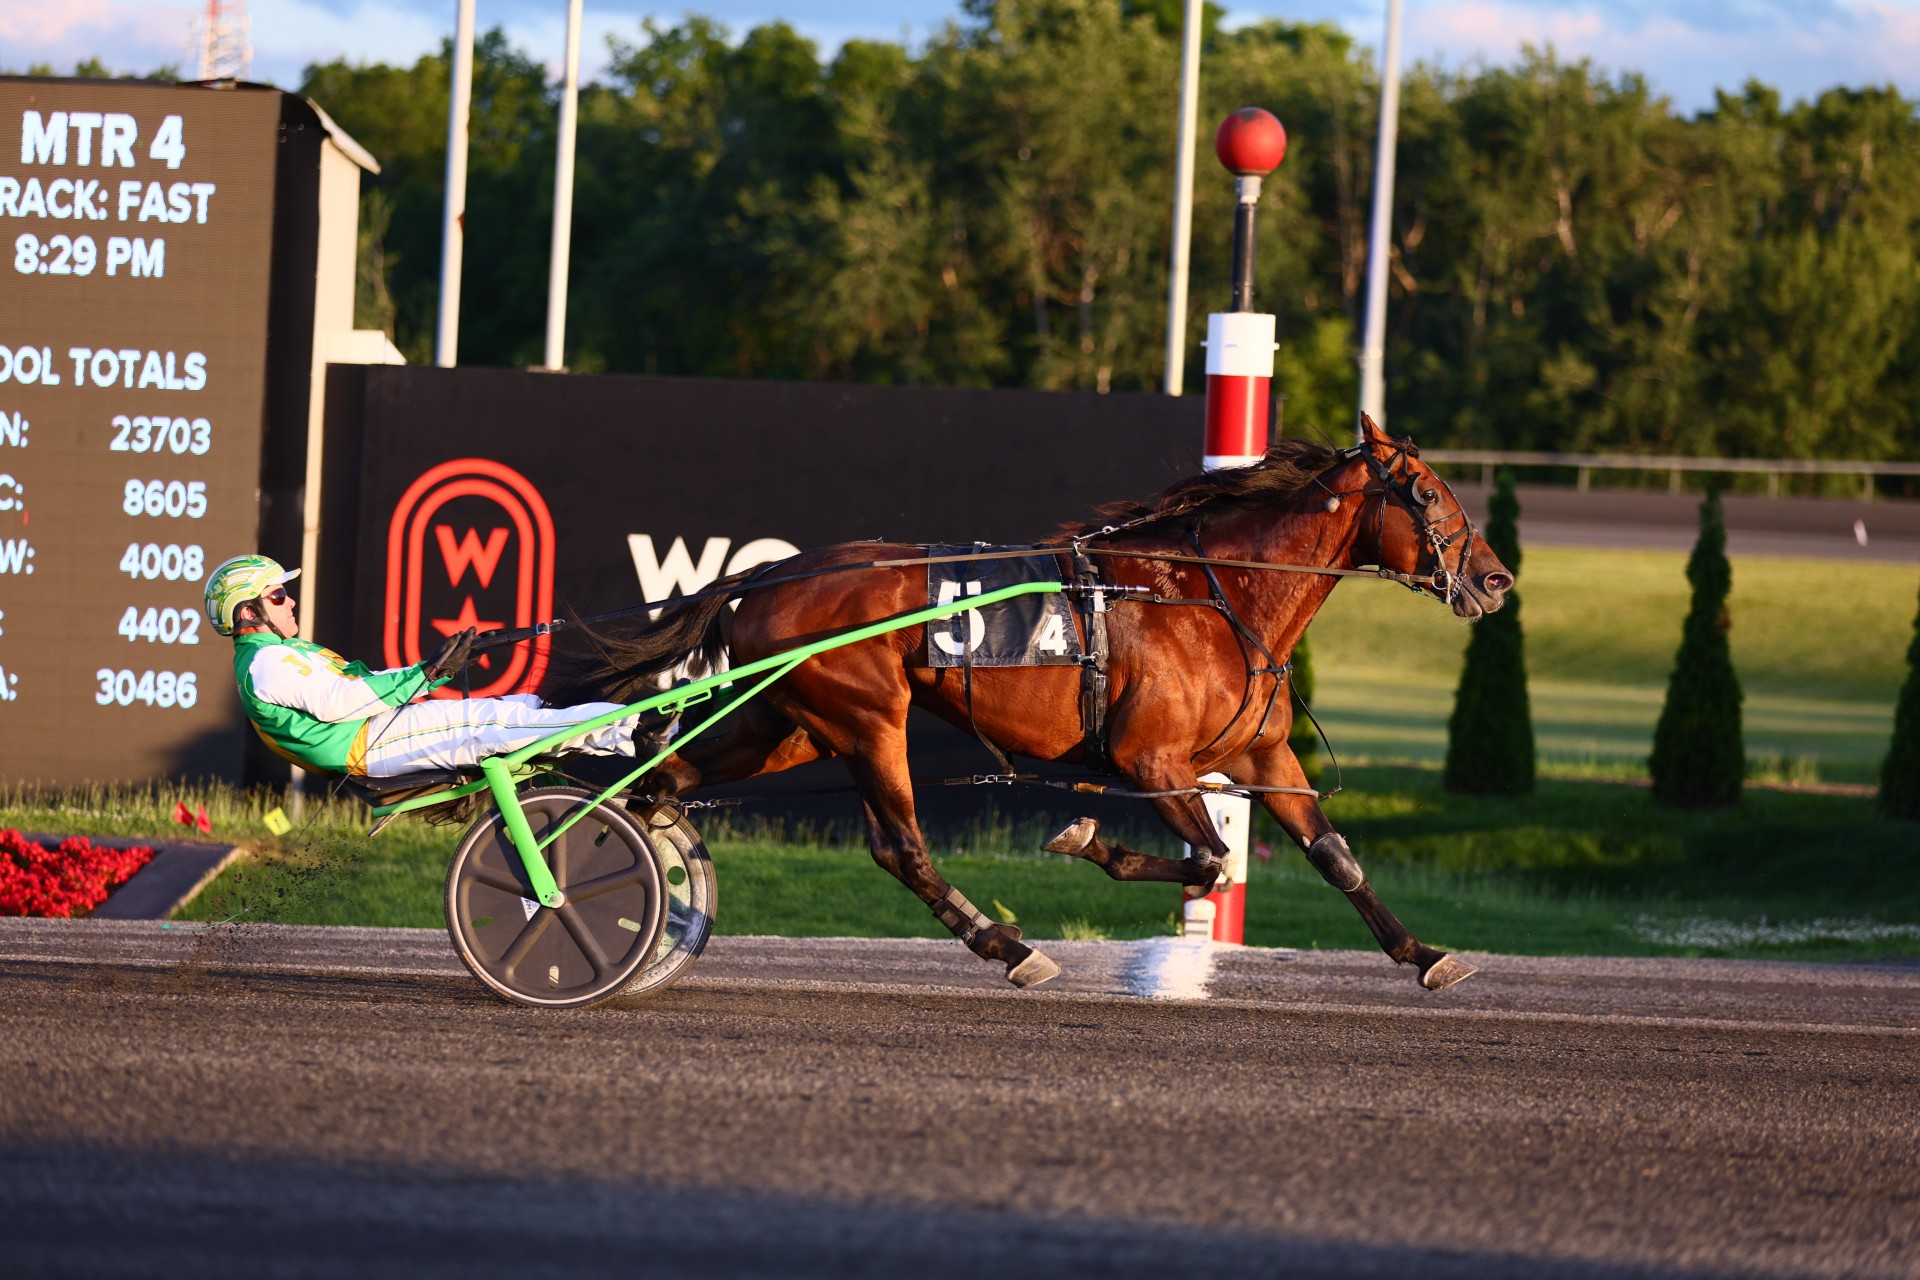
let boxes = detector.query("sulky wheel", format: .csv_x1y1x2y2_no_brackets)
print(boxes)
618,800,717,998
445,787,667,1009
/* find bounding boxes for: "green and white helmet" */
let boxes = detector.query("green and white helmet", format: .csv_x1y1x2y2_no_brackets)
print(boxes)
204,554,301,637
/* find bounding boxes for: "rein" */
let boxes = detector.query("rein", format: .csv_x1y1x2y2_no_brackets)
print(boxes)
472,533,1443,651
471,436,1477,652
877,546,1440,585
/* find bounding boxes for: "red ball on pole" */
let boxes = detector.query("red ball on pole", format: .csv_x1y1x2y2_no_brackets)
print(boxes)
1213,107,1287,177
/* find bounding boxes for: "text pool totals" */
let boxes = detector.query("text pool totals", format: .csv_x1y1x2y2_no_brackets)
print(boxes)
0,80,279,785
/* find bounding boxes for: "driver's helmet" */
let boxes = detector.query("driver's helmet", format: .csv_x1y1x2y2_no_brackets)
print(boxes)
204,554,301,637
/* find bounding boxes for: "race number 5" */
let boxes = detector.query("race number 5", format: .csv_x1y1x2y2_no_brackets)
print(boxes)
932,580,986,657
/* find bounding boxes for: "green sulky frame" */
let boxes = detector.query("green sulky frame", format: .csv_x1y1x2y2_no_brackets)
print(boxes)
368,580,1067,908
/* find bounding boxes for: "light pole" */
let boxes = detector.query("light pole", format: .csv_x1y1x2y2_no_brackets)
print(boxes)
543,0,583,371
1356,0,1405,434
1162,0,1204,396
435,0,476,368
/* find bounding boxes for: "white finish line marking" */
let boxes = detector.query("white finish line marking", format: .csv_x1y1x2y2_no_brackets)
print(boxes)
1119,936,1218,1000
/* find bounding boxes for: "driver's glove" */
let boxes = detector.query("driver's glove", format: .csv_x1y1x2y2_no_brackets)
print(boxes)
424,627,477,680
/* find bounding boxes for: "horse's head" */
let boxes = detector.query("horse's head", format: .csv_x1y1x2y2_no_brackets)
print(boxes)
1338,416,1513,620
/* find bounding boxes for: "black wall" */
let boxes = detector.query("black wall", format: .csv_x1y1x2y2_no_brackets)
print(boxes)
315,366,1212,829
317,365,1206,665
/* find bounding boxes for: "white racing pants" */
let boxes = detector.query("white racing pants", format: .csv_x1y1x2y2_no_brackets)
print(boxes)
360,694,640,777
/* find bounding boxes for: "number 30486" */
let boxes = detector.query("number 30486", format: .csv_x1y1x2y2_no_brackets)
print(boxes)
94,669,198,708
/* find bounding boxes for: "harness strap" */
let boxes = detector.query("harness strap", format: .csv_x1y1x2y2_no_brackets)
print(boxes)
960,658,1017,778
1187,525,1292,759
1068,545,1114,773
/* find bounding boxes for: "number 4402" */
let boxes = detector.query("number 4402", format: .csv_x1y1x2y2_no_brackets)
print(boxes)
118,605,201,644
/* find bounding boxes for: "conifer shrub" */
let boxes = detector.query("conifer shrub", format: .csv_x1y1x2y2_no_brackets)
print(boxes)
1445,466,1535,794
1878,576,1920,821
1650,484,1744,807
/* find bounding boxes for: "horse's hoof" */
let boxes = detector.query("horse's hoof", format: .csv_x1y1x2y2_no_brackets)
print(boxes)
1180,853,1224,894
1420,954,1477,991
1043,818,1098,855
1007,950,1061,988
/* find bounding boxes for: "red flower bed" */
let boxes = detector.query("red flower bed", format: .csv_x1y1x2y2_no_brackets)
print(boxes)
0,829,155,918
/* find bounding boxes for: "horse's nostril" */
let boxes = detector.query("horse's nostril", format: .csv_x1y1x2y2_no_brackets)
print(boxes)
1483,572,1513,594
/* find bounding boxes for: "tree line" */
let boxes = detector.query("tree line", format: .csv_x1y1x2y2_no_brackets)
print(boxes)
29,0,1920,460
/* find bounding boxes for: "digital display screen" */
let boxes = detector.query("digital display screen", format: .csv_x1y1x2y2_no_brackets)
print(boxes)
0,80,281,785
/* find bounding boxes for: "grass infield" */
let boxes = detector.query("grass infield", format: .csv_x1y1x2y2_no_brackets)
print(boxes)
5,547,1913,964
5,766,1913,964
1307,546,1909,783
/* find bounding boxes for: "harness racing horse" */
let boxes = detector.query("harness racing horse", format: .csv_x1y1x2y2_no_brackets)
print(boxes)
586,417,1514,991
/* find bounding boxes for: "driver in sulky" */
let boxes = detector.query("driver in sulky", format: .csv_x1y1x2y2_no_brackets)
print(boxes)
204,554,647,777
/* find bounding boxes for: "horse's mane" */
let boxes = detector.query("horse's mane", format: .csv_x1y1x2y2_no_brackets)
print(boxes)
1056,437,1346,538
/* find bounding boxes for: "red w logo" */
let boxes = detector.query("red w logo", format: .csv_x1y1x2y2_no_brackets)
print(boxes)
435,525,510,588
387,460,556,699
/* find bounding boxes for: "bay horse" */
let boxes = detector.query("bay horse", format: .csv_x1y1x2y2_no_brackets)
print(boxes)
586,417,1513,990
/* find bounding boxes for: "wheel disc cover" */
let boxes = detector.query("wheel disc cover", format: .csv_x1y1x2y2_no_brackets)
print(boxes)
451,791,664,1005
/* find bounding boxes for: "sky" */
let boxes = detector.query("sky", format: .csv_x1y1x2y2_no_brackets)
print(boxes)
6,0,1920,116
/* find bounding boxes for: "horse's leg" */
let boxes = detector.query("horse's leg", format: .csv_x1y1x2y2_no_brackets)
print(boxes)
1042,754,1227,895
644,698,824,798
855,752,1061,987
776,691,1060,989
1235,744,1476,991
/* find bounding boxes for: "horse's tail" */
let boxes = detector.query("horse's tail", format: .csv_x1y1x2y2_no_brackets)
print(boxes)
572,571,747,705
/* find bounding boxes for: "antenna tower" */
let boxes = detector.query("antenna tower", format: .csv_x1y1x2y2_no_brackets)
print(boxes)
192,0,252,82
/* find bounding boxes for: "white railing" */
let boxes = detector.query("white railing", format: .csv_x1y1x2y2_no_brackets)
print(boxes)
1421,449,1920,502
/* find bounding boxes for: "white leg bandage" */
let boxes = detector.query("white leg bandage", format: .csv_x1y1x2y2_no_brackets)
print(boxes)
361,694,639,776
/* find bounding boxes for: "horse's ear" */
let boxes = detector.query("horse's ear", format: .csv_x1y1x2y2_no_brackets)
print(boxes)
1358,413,1392,446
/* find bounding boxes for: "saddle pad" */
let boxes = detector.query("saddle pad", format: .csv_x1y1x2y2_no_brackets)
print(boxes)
922,544,1082,668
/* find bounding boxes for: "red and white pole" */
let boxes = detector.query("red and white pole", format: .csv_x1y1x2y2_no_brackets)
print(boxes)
1182,107,1287,945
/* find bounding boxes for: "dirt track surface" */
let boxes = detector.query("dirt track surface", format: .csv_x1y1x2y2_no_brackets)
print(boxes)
2,920,1916,1279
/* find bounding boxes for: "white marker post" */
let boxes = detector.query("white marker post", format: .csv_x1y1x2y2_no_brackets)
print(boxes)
1183,108,1287,945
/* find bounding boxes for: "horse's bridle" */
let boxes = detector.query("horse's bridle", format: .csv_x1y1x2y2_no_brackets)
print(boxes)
1316,437,1483,610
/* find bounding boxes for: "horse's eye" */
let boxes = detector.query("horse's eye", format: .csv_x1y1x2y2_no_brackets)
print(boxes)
1420,488,1438,506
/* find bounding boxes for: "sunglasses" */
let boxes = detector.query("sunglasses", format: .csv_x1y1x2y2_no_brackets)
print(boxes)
260,586,291,605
